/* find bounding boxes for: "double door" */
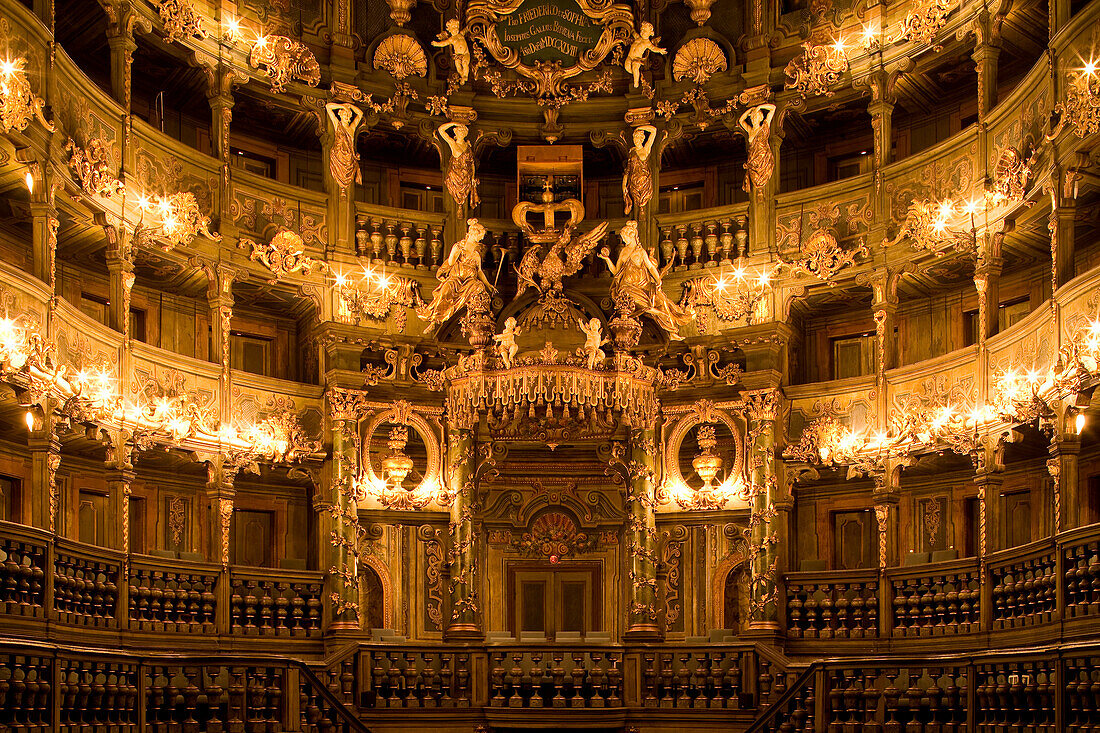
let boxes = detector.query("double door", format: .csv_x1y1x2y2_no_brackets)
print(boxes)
510,563,599,640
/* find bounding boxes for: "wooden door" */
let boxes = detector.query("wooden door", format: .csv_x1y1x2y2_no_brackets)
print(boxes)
511,567,597,639
833,510,873,569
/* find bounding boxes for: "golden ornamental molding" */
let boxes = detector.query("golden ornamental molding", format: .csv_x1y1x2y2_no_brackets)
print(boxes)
784,40,849,98
249,36,321,93
0,57,53,133
672,37,727,85
245,229,327,281
1052,62,1100,139
66,138,123,199
373,34,428,80
156,0,206,45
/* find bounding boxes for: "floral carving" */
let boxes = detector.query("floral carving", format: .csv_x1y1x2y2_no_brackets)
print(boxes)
66,138,123,198
247,230,327,280
157,0,206,44
168,496,187,548
1052,64,1100,138
373,34,428,80
0,57,52,132
511,511,600,563
249,36,321,93
893,0,953,46
782,229,868,282
784,41,849,98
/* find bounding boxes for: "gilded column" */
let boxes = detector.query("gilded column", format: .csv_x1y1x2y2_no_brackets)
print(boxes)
744,389,781,630
28,165,58,288
973,439,1004,631
624,427,661,641
444,425,481,639
327,388,368,630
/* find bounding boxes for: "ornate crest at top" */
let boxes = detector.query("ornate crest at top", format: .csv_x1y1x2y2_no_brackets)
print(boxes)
465,0,633,78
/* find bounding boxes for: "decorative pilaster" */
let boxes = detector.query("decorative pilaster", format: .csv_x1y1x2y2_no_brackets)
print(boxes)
624,427,661,641
1049,406,1083,532
444,425,481,639
327,388,368,630
205,456,237,566
205,66,246,232
28,166,58,289
859,267,901,421
744,388,780,630
105,227,134,338
27,408,61,533
106,433,136,552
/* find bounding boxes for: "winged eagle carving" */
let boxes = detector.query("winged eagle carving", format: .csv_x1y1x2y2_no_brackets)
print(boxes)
515,221,609,298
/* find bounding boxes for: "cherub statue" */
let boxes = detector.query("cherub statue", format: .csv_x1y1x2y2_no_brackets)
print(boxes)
494,317,520,369
578,317,608,369
416,219,494,333
622,125,658,216
515,221,609,297
438,121,480,212
624,22,666,90
432,19,470,85
738,103,777,199
598,220,693,340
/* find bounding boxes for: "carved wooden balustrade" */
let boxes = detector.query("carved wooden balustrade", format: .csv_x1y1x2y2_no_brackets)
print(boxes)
655,209,751,270
747,645,1100,733
0,521,324,641
784,570,879,639
353,205,447,268
485,648,623,709
0,642,368,732
888,559,981,638
988,540,1058,630
228,570,324,638
52,539,123,629
784,523,1100,644
129,557,218,634
639,647,752,708
366,647,473,708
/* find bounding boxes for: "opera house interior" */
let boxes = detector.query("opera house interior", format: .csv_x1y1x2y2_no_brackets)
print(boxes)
0,0,1099,727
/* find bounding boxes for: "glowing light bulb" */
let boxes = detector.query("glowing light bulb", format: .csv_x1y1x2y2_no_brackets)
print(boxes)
24,171,33,193
24,411,34,431
1076,413,1087,434
1085,60,1097,76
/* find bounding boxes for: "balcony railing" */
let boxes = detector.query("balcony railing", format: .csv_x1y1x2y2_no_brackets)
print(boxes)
782,523,1100,644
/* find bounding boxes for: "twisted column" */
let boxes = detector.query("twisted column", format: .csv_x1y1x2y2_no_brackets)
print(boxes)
444,425,481,639
624,427,662,641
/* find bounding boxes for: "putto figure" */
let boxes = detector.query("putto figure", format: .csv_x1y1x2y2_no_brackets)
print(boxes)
438,121,480,212
624,22,666,89
432,19,471,86
578,317,608,369
494,316,521,369
738,103,777,200
599,220,693,340
325,102,364,195
416,219,493,333
623,125,658,217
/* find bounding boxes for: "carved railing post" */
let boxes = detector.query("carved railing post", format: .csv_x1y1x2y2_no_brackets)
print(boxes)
625,427,661,641
444,425,482,640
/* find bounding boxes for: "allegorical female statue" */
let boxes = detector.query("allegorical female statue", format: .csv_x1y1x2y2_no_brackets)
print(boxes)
437,121,480,212
622,124,658,217
325,102,364,195
738,103,776,200
416,219,493,333
598,220,692,339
